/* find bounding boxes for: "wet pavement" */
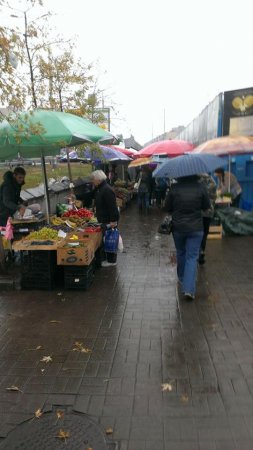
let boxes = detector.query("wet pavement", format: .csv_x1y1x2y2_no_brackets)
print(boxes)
1,204,253,449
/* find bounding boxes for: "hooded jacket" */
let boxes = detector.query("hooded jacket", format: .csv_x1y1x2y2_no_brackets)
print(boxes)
94,180,119,224
0,171,24,225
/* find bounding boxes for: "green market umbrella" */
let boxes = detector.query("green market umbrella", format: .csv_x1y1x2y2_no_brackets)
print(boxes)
0,109,114,158
0,110,115,217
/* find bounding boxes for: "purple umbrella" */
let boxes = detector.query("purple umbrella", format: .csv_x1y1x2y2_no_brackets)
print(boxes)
83,145,131,162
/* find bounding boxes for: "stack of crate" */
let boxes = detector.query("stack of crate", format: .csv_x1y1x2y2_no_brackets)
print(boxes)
20,250,62,290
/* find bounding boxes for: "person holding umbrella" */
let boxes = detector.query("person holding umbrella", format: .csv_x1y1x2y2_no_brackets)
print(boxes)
154,154,225,301
165,175,210,300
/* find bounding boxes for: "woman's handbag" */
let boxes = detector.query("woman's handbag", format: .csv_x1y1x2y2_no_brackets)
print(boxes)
134,173,142,191
158,216,173,235
104,228,120,253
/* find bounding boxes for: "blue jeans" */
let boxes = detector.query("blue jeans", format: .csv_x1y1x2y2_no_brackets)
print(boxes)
173,231,204,296
138,192,149,209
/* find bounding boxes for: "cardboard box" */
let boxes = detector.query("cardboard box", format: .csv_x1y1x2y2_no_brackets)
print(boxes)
57,241,95,266
66,231,102,251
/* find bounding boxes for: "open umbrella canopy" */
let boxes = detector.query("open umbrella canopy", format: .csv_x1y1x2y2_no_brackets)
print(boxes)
83,145,131,162
0,110,114,159
128,157,153,168
108,146,138,157
193,135,253,156
153,154,226,179
138,140,194,158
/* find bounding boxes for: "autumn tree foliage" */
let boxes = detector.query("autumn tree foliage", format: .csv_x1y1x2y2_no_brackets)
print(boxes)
0,0,108,124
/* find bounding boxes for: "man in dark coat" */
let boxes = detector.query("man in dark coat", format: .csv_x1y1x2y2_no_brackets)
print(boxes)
91,170,119,267
0,167,26,226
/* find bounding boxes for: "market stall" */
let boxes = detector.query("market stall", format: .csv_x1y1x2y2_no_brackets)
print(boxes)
113,180,135,210
11,207,103,290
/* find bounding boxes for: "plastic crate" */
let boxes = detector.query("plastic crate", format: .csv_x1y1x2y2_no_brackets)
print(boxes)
20,250,63,290
64,261,95,290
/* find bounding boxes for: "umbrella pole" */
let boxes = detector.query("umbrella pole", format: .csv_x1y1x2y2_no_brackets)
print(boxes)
66,149,75,199
67,149,73,185
41,153,51,223
228,155,231,193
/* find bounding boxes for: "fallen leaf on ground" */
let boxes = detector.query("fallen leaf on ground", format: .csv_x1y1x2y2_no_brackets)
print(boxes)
40,356,53,364
6,385,23,393
87,448,93,450
57,292,63,296
41,369,45,373
56,429,70,443
35,408,43,418
56,410,65,420
181,394,189,403
161,383,173,392
29,407,43,422
49,320,61,324
72,341,91,353
28,345,43,351
105,427,113,435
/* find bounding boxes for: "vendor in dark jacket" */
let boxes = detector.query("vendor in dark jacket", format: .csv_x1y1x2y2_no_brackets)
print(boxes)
165,175,210,301
91,170,119,267
0,167,26,226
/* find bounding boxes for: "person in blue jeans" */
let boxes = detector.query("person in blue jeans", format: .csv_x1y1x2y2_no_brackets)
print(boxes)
165,175,210,300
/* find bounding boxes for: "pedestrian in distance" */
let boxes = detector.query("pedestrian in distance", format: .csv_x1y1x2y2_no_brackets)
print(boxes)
165,175,210,301
198,174,217,265
136,167,151,212
214,168,242,208
91,170,119,267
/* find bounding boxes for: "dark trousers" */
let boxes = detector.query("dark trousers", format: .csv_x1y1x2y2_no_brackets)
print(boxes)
201,217,212,253
232,194,241,208
106,252,117,263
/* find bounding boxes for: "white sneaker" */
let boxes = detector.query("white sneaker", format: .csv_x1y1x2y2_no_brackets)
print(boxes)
101,261,117,268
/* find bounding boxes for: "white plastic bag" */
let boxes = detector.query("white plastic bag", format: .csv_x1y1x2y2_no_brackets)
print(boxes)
118,234,124,252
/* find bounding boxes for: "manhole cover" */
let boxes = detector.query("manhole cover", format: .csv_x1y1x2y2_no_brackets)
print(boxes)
0,408,116,450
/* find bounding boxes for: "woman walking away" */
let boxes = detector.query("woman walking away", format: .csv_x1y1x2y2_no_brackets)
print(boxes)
198,174,217,265
165,175,210,301
136,168,151,211
214,168,242,208
91,170,119,267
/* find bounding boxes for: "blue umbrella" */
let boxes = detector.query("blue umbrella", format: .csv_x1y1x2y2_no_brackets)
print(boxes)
83,145,131,162
153,154,226,178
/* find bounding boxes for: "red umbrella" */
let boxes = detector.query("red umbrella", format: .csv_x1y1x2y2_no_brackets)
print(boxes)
192,135,253,155
138,140,194,158
108,146,136,157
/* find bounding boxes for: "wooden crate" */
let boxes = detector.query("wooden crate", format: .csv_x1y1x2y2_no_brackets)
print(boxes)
57,241,95,266
208,225,223,240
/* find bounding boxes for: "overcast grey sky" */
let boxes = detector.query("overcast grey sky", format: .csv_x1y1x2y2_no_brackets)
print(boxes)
29,0,253,143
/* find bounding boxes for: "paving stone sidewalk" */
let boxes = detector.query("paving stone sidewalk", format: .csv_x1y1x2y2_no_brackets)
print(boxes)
0,204,253,449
